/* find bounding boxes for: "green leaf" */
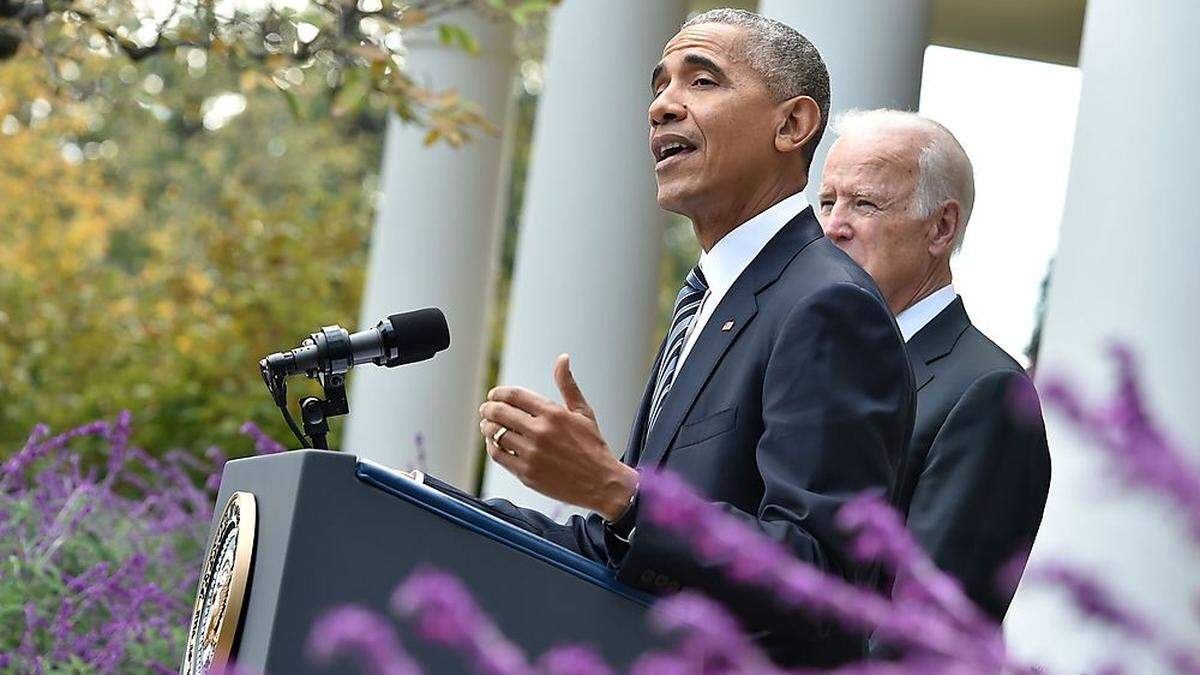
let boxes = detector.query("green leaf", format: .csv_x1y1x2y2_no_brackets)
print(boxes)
282,88,302,121
437,23,479,55
512,1,555,26
331,67,370,115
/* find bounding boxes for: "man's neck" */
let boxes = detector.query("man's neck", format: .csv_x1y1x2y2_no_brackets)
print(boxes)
893,263,953,316
690,178,807,251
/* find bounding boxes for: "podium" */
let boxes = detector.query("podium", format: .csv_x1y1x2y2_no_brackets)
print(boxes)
181,450,659,674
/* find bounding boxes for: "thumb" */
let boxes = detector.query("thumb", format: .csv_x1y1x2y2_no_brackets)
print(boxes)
554,354,594,418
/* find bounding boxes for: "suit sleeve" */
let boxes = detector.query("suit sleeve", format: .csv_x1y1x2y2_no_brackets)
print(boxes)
902,369,1051,621
615,282,915,633
481,498,613,564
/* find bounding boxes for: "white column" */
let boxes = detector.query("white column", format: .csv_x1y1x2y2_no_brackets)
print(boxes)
1005,2,1200,672
482,0,688,514
757,0,932,202
344,14,516,488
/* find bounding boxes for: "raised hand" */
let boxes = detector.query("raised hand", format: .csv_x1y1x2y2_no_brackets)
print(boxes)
479,354,638,520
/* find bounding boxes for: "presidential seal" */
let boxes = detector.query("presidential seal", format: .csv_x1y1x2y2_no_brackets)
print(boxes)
181,491,257,675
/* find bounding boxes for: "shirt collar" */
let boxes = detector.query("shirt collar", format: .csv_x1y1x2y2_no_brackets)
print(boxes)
698,191,810,296
897,284,958,342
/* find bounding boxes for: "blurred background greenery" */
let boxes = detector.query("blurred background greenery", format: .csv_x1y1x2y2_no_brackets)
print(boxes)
0,0,696,456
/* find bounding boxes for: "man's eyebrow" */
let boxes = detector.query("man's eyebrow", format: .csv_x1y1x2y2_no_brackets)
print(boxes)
649,53,728,92
683,53,727,79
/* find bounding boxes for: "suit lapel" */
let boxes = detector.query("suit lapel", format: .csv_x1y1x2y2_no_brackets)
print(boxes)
636,207,824,469
907,296,971,392
637,286,757,468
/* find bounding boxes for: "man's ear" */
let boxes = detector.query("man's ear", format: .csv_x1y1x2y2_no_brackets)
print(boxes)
775,96,821,154
929,201,961,256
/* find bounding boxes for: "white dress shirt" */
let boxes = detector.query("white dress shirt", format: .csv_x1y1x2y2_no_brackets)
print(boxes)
896,283,957,343
676,191,811,369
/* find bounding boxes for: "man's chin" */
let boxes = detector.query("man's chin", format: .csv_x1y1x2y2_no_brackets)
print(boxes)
654,184,694,216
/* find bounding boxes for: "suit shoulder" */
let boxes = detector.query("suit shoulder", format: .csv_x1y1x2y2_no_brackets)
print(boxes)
775,235,888,305
950,325,1029,381
921,325,1036,423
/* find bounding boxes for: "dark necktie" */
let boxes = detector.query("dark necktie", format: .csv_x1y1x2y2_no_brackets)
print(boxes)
647,265,708,432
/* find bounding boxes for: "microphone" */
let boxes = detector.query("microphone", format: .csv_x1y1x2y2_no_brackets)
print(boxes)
260,308,450,380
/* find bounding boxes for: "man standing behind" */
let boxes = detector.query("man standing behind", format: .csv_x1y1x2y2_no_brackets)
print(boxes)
818,109,1051,622
478,10,913,667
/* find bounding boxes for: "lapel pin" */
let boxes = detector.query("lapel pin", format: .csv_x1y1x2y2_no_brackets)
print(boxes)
721,320,735,332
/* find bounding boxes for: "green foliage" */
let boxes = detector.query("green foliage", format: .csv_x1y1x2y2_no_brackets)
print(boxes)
0,47,380,454
0,0,559,147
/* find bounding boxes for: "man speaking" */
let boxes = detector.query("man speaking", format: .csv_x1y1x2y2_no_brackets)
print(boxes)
479,10,914,666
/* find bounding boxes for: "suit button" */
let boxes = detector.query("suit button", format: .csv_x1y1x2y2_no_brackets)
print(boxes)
640,570,655,585
668,581,681,592
654,574,670,589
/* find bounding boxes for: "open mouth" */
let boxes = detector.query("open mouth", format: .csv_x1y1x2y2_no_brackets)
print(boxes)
653,138,698,169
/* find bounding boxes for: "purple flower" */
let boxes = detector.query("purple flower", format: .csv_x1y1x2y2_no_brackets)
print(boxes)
535,644,615,675
1042,345,1200,544
1030,563,1154,640
2,414,226,671
637,471,1021,672
413,432,429,473
648,592,778,674
307,605,423,675
239,421,288,455
392,566,533,675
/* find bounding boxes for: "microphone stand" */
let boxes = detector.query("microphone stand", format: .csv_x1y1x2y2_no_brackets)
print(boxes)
259,359,350,451
298,371,349,450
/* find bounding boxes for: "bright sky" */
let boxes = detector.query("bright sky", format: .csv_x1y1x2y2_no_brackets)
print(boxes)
919,46,1081,366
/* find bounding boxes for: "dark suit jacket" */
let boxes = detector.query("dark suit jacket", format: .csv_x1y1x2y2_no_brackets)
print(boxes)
894,297,1050,623
489,207,915,667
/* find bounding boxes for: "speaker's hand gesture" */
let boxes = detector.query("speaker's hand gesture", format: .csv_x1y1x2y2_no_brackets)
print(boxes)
480,354,638,521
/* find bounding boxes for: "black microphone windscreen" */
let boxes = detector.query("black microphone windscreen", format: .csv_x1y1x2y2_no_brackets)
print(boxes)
385,308,450,365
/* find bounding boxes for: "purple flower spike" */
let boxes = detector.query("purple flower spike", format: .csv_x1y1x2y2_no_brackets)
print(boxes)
638,470,1025,672
392,566,533,675
649,592,778,674
1042,345,1200,545
413,432,429,473
239,421,287,455
306,604,423,675
1031,563,1154,640
534,644,615,675
836,492,922,571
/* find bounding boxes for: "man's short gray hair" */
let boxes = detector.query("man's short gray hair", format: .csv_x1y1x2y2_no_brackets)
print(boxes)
682,8,830,170
833,109,976,252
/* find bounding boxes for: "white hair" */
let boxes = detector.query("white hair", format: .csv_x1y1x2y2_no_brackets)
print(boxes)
832,109,975,251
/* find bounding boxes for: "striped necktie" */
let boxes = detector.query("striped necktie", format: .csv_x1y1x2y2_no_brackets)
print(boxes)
647,265,708,432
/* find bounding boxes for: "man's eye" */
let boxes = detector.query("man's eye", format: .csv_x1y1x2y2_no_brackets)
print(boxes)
856,200,877,210
693,77,716,86
818,200,834,211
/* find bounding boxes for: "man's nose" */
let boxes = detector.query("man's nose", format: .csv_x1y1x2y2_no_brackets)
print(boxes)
822,205,854,241
649,90,686,127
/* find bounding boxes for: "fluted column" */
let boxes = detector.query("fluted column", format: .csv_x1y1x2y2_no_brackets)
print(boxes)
1005,2,1200,671
757,0,932,202
344,13,516,487
481,0,688,514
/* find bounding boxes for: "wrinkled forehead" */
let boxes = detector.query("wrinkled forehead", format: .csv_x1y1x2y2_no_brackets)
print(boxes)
659,22,744,67
825,134,922,193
